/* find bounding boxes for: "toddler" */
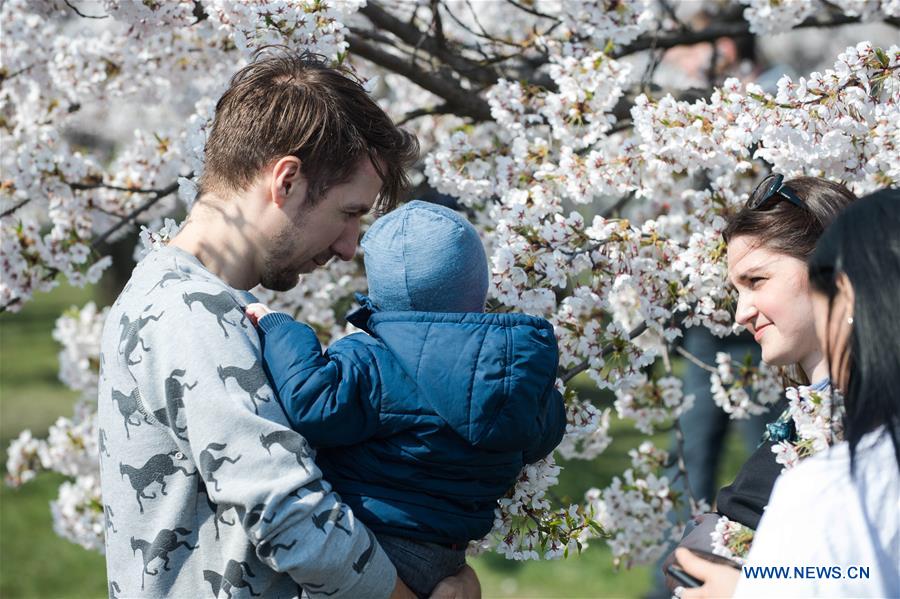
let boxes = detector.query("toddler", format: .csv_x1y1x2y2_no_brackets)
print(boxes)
246,200,566,597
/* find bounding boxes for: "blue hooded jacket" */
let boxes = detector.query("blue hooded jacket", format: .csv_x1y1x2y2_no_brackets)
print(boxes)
256,297,566,545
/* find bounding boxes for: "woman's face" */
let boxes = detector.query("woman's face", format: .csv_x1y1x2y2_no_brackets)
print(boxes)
810,276,855,392
727,235,822,370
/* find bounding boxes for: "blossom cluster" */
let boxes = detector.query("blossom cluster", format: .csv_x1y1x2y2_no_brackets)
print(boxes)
584,441,708,568
709,352,782,418
52,302,108,394
741,0,900,36
614,375,695,434
555,395,613,461
772,386,845,470
482,455,597,561
710,515,754,563
4,302,106,551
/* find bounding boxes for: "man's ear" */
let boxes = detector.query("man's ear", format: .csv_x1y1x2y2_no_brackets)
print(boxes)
270,156,306,209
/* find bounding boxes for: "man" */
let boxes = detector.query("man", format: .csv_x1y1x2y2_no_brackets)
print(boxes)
98,50,477,598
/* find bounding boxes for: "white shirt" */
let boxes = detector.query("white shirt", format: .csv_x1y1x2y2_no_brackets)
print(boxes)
734,428,900,598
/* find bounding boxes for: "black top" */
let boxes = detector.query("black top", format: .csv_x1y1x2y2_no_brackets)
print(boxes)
715,397,789,529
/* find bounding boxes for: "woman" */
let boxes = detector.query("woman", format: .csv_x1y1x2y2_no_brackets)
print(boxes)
678,188,900,597
662,175,857,588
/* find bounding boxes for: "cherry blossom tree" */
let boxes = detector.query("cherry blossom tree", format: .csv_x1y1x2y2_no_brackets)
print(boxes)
3,0,898,566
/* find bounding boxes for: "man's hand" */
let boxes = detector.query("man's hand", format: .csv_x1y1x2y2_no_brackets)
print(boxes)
244,302,273,326
675,548,741,599
429,564,481,599
389,577,416,599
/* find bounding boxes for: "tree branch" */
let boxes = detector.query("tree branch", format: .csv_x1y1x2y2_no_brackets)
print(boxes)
559,322,649,384
614,13,867,59
430,0,448,52
347,33,493,121
359,2,499,86
672,418,699,508
90,179,182,249
69,181,174,194
0,63,36,84
600,192,634,218
0,178,183,313
675,346,719,374
64,0,108,19
505,0,561,22
397,103,457,125
441,2,515,57
0,199,30,219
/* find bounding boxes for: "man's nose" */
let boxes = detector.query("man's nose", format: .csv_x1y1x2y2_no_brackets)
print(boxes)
331,219,360,261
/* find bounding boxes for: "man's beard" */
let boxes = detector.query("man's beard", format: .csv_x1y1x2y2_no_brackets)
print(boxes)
259,225,303,292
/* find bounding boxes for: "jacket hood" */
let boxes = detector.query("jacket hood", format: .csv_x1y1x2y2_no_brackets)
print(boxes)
347,295,559,451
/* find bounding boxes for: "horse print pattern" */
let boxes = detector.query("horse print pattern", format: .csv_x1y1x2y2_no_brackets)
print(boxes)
182,291,248,338
218,362,272,413
287,477,328,502
131,527,197,589
100,256,389,597
353,528,378,574
119,306,163,365
119,450,198,513
203,560,260,597
301,582,341,596
198,442,241,493
98,428,110,457
198,484,236,540
104,504,117,534
147,269,191,294
154,368,196,441
258,537,297,558
260,430,311,473
312,503,352,536
243,503,276,529
111,387,147,439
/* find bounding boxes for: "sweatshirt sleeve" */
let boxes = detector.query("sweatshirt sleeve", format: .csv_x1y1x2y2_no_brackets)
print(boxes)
129,285,396,598
523,383,567,464
257,313,381,448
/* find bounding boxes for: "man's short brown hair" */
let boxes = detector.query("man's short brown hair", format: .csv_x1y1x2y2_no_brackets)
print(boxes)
201,49,419,212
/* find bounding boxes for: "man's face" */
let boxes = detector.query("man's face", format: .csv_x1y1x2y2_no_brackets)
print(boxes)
260,159,382,291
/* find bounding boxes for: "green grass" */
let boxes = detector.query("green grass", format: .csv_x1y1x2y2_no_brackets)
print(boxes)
0,474,107,598
0,284,108,598
0,285,748,598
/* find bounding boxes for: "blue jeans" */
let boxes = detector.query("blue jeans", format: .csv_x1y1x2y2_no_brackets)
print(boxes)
678,328,768,504
377,533,466,598
647,329,771,599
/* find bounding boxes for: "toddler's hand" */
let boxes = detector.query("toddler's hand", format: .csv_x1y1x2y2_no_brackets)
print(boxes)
245,303,273,326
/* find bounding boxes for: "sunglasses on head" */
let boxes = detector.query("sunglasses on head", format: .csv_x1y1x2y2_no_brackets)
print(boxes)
747,173,806,211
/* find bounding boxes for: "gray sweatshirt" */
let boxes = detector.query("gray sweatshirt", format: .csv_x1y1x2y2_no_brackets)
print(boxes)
98,245,397,598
